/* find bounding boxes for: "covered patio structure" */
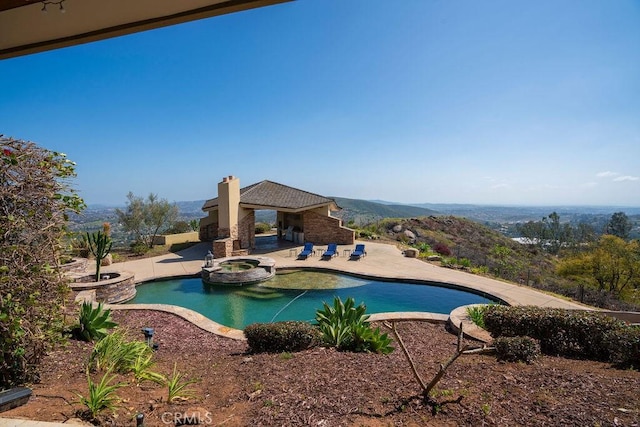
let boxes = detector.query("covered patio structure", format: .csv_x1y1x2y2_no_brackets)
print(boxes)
200,176,355,258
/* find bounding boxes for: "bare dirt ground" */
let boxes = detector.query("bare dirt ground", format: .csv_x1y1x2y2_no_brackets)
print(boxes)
4,310,640,426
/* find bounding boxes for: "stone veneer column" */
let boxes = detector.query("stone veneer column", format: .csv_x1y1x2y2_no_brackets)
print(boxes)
218,175,240,240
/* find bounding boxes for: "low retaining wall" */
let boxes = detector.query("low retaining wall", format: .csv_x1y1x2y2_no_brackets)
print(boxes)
152,231,200,246
59,257,88,273
71,271,136,304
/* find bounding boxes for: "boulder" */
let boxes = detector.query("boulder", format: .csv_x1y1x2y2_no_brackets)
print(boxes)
392,224,403,233
404,229,416,240
403,248,419,258
100,253,113,266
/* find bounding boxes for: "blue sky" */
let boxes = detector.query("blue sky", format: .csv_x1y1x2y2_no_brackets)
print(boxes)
1,0,639,207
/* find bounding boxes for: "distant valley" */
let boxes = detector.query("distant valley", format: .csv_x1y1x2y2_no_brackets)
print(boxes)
69,198,640,245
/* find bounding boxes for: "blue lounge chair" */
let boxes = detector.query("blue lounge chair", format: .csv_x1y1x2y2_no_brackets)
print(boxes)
350,244,366,260
298,242,314,260
322,243,338,259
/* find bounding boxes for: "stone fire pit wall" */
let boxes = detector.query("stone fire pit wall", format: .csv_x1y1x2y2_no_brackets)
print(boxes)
71,271,136,304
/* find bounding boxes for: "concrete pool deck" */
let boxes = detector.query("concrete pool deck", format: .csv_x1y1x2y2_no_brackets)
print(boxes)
112,239,589,310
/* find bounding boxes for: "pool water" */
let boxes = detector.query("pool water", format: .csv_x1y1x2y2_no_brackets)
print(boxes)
130,270,493,329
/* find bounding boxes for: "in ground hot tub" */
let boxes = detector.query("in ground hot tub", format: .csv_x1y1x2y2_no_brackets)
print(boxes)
201,256,276,286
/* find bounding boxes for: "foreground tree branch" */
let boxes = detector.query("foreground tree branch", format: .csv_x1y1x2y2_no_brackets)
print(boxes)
386,321,494,404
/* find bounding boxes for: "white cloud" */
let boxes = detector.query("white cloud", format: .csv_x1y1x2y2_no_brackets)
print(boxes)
613,175,639,182
597,171,619,178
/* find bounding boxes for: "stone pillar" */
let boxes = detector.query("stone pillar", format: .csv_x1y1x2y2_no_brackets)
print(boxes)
218,175,240,240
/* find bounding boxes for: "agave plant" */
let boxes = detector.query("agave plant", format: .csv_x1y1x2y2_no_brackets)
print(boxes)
315,296,394,354
315,297,368,350
75,301,118,342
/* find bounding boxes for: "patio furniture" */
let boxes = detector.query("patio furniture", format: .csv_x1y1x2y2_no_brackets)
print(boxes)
322,243,338,259
350,244,367,260
298,242,314,260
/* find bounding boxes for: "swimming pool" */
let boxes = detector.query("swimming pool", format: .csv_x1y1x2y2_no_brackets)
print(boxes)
129,270,494,329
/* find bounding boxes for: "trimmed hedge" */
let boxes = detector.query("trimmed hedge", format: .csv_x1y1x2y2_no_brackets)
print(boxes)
484,305,639,366
604,325,640,368
244,321,321,353
494,336,541,364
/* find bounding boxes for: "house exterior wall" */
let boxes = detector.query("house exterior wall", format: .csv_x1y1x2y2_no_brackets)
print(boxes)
303,211,354,245
238,208,255,249
199,211,218,241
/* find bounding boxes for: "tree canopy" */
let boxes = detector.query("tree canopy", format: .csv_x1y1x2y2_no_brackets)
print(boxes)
605,212,632,240
557,235,640,296
116,192,179,248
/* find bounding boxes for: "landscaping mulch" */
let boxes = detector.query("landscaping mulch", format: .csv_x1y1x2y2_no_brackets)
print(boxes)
4,310,639,426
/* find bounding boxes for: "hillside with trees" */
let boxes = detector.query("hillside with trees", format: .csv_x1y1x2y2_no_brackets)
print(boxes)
352,214,639,311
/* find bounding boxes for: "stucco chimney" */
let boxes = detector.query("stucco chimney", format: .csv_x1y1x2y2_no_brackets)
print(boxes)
218,176,240,239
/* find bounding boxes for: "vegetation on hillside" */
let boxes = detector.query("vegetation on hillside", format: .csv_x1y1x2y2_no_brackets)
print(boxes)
353,215,639,311
331,196,437,225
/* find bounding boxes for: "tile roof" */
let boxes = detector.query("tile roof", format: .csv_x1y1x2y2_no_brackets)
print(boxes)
202,180,339,211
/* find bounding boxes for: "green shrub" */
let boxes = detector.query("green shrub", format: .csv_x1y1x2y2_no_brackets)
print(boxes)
165,221,192,234
254,222,272,234
315,296,394,354
351,323,394,354
414,242,432,253
244,321,321,353
73,302,118,342
458,258,472,268
471,266,489,275
466,305,490,329
358,229,376,239
1,139,85,388
603,325,640,368
90,330,153,373
130,241,149,255
484,305,627,361
494,336,541,363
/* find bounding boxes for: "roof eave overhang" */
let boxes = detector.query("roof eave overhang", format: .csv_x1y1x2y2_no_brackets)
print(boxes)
240,202,335,212
0,0,292,60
